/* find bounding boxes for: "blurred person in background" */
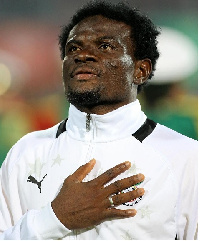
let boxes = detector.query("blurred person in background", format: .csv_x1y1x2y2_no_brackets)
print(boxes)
0,28,66,165
139,27,198,140
0,1,197,240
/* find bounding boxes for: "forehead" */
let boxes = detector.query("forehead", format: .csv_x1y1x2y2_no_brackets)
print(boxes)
67,15,132,42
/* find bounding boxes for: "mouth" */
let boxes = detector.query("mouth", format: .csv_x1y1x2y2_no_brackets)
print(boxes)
71,67,100,80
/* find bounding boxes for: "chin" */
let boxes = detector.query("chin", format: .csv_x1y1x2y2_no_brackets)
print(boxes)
66,89,101,107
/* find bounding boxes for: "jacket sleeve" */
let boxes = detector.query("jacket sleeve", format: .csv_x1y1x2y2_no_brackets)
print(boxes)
0,147,71,240
176,146,198,240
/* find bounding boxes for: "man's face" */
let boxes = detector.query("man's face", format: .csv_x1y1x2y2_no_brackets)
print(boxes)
62,15,137,110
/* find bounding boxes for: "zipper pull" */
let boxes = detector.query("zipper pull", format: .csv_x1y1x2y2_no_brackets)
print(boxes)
86,113,91,132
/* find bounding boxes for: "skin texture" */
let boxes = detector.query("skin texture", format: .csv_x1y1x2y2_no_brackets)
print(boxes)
62,15,152,115
52,15,151,230
52,159,145,230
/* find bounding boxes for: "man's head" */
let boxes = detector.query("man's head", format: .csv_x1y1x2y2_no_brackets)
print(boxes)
59,1,160,113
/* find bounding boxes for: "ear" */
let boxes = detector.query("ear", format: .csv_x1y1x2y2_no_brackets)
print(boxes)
133,59,152,85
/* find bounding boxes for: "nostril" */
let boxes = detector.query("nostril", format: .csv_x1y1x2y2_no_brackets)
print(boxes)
86,56,96,62
74,54,97,63
75,58,82,63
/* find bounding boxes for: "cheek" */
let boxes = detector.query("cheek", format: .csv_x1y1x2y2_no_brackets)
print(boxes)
120,54,135,83
62,61,71,92
62,59,71,80
104,54,134,82
102,60,132,96
120,54,134,67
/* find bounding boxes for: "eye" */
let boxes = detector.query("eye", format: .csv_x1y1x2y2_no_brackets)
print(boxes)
99,43,114,51
67,45,81,53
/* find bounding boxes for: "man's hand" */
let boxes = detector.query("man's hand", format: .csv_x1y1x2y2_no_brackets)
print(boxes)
51,159,145,230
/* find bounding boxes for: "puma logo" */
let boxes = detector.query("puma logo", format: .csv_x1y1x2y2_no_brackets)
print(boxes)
27,174,47,193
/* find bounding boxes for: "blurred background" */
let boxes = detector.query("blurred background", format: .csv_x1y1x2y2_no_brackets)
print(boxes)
0,0,198,166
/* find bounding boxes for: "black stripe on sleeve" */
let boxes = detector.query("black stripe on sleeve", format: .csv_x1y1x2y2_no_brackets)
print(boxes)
132,118,157,142
56,119,68,138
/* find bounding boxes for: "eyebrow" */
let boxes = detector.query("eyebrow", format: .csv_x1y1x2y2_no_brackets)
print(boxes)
66,35,117,46
97,36,117,41
66,39,82,46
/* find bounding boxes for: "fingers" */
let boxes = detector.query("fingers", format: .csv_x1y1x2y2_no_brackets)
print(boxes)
112,188,145,206
69,159,96,183
103,208,137,219
104,188,145,208
104,173,145,196
93,161,131,186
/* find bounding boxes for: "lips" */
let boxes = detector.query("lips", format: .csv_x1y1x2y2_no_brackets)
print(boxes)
70,66,100,80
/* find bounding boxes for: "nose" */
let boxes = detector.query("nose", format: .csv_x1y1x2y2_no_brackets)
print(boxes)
74,49,97,63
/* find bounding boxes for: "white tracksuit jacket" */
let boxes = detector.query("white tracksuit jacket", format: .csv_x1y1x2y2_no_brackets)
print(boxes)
0,100,198,239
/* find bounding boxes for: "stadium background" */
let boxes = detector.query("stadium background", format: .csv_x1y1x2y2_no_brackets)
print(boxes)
0,0,198,166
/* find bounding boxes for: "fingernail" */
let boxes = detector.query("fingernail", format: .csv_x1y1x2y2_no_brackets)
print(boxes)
137,188,145,195
137,173,145,180
124,161,131,167
127,210,137,215
89,159,96,164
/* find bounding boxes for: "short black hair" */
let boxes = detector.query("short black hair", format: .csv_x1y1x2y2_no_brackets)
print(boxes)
59,0,160,92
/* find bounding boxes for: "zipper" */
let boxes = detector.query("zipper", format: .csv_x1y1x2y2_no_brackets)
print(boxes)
86,113,91,132
85,113,94,167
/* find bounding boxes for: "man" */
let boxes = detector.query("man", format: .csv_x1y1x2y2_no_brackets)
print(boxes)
0,1,197,240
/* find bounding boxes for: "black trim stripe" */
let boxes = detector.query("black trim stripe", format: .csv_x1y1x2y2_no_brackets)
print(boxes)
56,118,67,138
56,118,157,141
132,118,157,142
